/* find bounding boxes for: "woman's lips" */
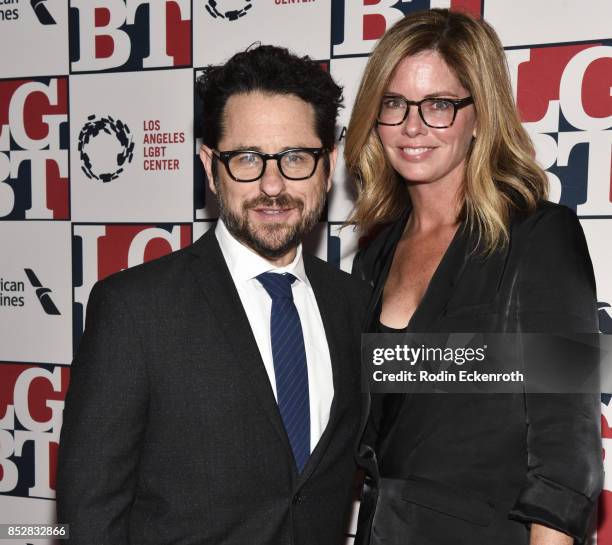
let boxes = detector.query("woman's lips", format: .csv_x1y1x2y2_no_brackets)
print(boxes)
398,146,435,161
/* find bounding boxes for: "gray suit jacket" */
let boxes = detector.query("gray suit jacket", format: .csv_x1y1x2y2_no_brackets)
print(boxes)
57,228,370,545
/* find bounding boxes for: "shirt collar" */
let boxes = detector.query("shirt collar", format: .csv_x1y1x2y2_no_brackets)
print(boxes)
215,219,310,287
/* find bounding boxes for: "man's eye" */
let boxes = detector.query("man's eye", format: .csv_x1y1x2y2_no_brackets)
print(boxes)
285,152,306,163
237,153,259,164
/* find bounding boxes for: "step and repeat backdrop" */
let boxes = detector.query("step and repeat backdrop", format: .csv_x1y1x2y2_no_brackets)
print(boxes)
0,1,610,543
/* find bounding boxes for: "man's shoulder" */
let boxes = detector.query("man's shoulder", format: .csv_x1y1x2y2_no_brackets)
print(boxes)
95,231,215,297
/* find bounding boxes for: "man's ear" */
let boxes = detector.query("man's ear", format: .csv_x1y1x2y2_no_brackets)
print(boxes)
199,144,216,195
326,146,339,192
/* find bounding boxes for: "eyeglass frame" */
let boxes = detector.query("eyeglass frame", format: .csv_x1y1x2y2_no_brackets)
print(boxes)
377,95,474,128
212,147,327,183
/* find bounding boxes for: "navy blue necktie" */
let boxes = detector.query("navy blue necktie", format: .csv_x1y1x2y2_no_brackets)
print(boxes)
257,272,310,473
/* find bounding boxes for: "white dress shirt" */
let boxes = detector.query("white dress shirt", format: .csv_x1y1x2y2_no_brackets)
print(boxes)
215,219,334,452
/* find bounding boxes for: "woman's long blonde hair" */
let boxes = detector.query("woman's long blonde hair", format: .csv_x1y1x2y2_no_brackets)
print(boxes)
345,9,548,252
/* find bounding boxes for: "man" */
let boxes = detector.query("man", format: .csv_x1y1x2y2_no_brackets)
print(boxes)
56,45,369,545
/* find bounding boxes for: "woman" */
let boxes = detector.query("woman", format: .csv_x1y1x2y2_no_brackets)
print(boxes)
345,9,602,545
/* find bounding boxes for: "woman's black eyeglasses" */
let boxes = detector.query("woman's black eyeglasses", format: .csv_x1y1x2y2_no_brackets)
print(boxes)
377,95,474,128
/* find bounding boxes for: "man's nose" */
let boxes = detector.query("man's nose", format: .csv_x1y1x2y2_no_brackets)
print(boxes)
259,160,286,197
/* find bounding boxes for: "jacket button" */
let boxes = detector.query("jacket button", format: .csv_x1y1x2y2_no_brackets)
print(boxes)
292,493,304,504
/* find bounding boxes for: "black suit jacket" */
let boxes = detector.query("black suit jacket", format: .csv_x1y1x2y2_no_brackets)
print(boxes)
57,228,370,545
352,201,603,545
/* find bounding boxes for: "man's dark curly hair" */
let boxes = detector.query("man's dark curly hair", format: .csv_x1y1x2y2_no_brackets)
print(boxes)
195,44,343,151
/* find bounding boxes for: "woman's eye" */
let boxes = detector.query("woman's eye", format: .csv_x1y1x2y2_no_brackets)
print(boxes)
383,98,403,109
430,100,452,110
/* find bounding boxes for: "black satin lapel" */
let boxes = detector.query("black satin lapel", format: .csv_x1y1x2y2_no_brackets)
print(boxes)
372,221,477,466
357,211,410,475
366,210,411,332
187,230,294,462
296,257,351,485
408,221,475,332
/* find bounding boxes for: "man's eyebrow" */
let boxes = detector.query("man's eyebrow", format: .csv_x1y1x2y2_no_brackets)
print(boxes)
231,145,264,152
222,145,319,153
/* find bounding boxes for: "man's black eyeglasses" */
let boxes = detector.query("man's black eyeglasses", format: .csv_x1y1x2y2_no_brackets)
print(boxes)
213,148,327,183
377,95,474,128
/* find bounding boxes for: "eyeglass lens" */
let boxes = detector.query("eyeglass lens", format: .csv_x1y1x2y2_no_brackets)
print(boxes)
378,97,457,127
228,150,317,181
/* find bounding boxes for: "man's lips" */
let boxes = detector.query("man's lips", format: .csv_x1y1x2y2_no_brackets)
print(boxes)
251,207,296,218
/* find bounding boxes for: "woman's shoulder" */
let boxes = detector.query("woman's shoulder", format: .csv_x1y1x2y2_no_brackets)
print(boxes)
508,200,592,282
510,200,583,240
357,221,399,256
351,214,408,283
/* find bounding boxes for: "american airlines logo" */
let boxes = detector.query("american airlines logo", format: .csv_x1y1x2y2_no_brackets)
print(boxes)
0,270,60,315
599,302,612,334
31,0,57,25
24,269,61,316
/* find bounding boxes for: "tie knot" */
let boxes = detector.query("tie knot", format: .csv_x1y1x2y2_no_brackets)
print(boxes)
257,272,296,300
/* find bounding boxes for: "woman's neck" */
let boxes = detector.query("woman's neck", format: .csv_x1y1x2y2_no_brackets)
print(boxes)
406,179,462,235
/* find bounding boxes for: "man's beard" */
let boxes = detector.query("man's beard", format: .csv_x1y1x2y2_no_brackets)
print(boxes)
216,179,326,260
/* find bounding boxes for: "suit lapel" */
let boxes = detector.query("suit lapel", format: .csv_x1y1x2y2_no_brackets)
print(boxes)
296,256,351,486
365,209,410,331
187,229,294,462
407,220,475,332
357,211,409,473
361,214,478,463
365,211,476,333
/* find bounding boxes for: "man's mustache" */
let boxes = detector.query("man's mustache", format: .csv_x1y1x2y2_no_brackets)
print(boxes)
243,194,304,211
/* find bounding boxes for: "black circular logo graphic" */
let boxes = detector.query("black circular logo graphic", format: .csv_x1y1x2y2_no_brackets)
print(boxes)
78,115,134,183
205,0,253,21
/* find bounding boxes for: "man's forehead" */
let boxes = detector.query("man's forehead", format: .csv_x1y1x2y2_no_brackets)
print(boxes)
219,91,319,146
223,91,314,117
